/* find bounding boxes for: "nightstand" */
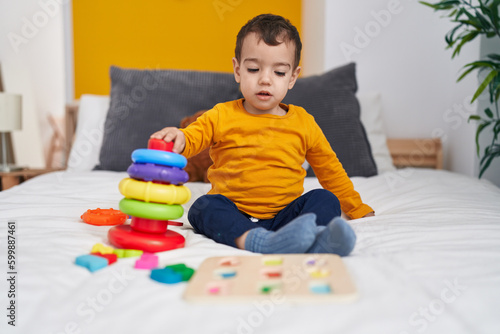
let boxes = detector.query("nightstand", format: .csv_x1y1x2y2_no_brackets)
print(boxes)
387,138,443,169
0,168,62,191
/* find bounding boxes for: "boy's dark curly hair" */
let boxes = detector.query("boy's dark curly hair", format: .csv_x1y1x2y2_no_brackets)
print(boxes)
235,14,302,69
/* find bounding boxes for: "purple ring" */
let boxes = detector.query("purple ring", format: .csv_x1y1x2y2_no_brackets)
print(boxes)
127,163,189,185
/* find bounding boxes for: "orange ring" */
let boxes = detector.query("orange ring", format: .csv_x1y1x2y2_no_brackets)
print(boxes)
81,208,127,226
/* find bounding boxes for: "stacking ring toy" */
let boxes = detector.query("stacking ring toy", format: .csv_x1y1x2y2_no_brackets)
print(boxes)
148,138,174,152
119,178,191,204
130,217,183,234
119,198,184,221
132,149,187,168
127,163,189,185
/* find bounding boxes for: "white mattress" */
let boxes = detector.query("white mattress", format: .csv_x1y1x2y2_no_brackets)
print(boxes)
1,169,499,334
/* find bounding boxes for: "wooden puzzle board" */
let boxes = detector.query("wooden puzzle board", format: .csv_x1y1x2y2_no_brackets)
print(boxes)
183,254,358,303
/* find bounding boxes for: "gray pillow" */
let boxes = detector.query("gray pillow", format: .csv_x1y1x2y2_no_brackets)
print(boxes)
95,66,242,171
283,63,377,177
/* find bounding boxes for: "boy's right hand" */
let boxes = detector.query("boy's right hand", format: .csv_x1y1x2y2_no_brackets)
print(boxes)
150,127,186,154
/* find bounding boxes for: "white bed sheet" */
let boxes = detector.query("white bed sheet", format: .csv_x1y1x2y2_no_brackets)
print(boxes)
0,169,499,334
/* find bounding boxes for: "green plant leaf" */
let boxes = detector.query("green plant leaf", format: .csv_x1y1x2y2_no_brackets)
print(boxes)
479,154,494,177
490,73,500,98
486,144,500,158
487,54,500,62
419,1,439,9
475,121,492,155
454,7,466,21
480,144,500,164
468,115,482,121
456,19,483,29
472,70,498,102
446,24,464,46
476,12,492,30
457,59,500,83
485,107,494,118
493,120,500,141
452,30,479,58
487,0,500,31
457,65,479,82
463,8,490,29
419,1,461,11
481,146,491,165
479,146,500,178
464,60,498,68
436,0,461,8
440,0,460,5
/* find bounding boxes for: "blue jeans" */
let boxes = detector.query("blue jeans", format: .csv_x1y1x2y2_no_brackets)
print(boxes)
188,189,341,247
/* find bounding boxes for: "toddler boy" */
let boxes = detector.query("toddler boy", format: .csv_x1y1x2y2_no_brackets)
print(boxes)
151,14,374,255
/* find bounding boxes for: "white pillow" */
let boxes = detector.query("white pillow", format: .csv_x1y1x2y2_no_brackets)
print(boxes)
357,92,396,173
67,94,110,171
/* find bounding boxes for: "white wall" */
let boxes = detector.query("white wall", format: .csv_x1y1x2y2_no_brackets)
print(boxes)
303,0,481,177
0,0,67,168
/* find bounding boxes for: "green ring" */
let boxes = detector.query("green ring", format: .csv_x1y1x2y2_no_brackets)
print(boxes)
119,198,184,220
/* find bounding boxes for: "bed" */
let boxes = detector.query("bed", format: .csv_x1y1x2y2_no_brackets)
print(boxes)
1,64,500,334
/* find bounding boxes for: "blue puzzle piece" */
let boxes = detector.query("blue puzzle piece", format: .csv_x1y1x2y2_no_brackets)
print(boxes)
75,254,108,272
151,268,183,284
310,283,332,294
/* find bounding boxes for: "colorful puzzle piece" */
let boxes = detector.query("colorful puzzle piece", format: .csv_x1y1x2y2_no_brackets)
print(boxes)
75,254,108,272
261,268,282,279
262,256,283,266
151,268,183,284
91,243,114,254
75,245,146,274
259,282,282,295
219,257,240,266
177,267,195,281
114,249,143,258
310,282,332,294
91,252,118,265
150,263,195,284
206,282,229,295
214,268,237,279
165,263,188,272
165,263,195,281
134,253,159,269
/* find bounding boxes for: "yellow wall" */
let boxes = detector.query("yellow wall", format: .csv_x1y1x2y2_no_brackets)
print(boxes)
73,0,302,98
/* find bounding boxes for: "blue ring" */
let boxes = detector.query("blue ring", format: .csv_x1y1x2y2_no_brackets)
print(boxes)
131,149,187,168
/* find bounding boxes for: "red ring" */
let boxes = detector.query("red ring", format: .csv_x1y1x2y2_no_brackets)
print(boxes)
131,217,184,233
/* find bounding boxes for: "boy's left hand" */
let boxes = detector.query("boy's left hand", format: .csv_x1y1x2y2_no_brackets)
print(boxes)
363,211,375,217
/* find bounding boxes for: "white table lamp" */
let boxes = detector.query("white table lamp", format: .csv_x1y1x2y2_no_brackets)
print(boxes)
0,93,22,172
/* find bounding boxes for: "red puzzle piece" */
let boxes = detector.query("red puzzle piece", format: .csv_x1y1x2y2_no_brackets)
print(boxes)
91,252,118,265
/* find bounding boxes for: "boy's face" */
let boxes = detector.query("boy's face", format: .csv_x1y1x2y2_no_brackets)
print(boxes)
233,32,301,115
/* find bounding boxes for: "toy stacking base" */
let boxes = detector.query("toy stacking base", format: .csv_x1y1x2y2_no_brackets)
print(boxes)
108,217,185,253
111,138,188,253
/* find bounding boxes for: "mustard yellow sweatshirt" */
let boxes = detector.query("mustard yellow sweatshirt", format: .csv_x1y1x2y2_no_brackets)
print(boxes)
181,99,373,219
